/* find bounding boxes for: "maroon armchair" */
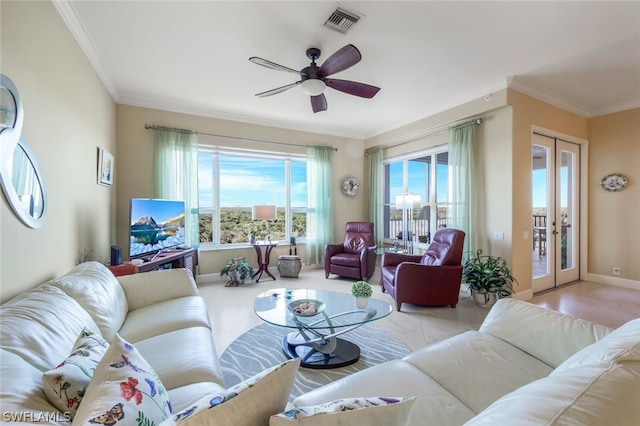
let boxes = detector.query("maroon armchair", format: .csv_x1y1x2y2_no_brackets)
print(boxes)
325,222,377,281
381,228,465,311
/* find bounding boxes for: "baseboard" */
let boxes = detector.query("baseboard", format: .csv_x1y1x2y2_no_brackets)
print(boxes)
513,288,534,301
586,273,640,291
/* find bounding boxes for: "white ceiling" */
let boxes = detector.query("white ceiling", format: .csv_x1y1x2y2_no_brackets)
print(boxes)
55,1,640,139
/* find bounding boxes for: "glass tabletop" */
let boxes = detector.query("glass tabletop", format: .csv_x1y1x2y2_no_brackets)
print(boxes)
254,288,392,330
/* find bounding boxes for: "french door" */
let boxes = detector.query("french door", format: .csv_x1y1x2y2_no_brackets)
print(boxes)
532,133,581,292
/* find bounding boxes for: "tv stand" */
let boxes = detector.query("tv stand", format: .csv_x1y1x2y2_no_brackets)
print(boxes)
108,247,198,277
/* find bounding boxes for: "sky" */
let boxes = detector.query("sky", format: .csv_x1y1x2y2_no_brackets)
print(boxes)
198,153,306,208
196,153,563,211
388,160,449,206
533,169,547,208
533,167,569,208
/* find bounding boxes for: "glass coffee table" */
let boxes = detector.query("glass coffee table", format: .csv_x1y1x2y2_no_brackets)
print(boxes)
254,288,392,369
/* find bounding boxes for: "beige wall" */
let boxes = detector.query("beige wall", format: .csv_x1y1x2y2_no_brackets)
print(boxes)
3,2,637,302
115,105,366,277
0,1,116,302
364,90,514,259
507,89,589,295
587,108,640,282
364,90,640,295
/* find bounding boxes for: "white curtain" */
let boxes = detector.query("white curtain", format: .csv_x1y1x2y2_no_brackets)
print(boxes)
368,147,384,248
449,121,476,255
306,146,333,265
153,127,200,248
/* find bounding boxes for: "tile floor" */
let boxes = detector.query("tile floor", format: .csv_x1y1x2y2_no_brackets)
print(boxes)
196,266,640,356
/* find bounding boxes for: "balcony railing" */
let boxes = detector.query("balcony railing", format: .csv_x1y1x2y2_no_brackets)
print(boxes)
387,217,448,243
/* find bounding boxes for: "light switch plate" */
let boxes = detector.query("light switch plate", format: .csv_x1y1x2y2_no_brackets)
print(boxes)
493,231,504,241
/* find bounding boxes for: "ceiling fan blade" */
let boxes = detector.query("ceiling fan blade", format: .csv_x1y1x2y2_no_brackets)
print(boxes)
319,44,362,77
249,57,303,75
255,81,301,97
311,94,327,113
325,79,380,99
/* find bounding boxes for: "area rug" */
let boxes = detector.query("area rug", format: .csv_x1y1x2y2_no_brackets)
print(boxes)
220,323,410,401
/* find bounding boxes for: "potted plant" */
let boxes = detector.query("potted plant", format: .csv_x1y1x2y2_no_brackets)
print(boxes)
221,257,254,287
462,249,518,307
352,280,373,308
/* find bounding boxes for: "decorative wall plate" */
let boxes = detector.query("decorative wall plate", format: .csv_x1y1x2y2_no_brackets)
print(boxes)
341,176,359,197
600,173,628,192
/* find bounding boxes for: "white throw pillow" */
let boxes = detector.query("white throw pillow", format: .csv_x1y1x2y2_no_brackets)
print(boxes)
161,358,300,426
270,396,417,426
72,334,172,426
42,327,108,418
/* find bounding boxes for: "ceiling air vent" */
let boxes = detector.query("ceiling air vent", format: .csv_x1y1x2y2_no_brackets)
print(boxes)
324,8,361,34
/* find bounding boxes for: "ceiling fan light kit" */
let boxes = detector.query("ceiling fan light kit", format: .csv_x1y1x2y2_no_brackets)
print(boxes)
301,79,326,96
249,44,380,113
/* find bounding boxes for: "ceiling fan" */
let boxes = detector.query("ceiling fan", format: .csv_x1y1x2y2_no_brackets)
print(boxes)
249,44,380,113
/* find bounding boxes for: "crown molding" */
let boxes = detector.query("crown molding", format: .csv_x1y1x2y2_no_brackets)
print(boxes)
590,99,640,118
508,77,592,117
52,0,119,99
116,95,364,140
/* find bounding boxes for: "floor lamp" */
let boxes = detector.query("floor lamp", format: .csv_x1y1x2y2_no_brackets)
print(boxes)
395,193,421,253
252,205,277,242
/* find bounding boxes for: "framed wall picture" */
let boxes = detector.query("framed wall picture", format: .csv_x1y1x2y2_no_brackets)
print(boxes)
97,147,114,186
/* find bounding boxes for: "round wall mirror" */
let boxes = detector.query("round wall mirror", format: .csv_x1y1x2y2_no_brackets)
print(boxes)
0,74,47,228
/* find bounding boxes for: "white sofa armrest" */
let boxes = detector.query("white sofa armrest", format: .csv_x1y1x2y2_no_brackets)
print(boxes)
479,298,612,368
117,268,200,311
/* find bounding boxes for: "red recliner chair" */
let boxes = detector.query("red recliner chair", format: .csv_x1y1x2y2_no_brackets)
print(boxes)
381,228,465,311
325,222,377,281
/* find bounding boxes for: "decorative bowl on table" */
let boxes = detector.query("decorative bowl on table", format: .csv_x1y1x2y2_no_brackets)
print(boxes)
288,299,325,316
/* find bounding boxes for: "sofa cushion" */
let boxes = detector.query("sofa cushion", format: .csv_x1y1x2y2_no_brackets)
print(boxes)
293,359,476,426
0,349,68,423
117,268,199,311
270,397,416,426
161,358,300,426
552,317,640,374
132,327,224,389
465,361,640,425
42,328,109,418
403,330,553,414
0,284,100,371
118,296,211,343
479,298,612,368
48,261,128,342
73,334,173,426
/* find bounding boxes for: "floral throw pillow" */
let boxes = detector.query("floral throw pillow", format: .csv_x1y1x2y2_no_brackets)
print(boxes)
270,396,417,426
161,358,300,426
42,327,109,418
72,333,172,426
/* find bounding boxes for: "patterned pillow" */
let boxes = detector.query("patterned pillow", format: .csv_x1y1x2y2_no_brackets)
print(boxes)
72,334,172,426
270,397,417,426
161,358,300,425
42,327,108,418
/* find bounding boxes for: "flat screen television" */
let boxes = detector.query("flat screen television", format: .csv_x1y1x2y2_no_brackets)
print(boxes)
129,198,186,258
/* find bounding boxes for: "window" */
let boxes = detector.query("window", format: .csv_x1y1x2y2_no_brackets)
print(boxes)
384,149,449,244
198,148,307,248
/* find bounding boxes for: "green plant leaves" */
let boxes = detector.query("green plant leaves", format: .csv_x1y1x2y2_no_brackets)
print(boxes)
462,249,517,296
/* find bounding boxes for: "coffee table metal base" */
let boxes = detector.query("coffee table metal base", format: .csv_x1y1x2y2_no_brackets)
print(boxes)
282,332,360,369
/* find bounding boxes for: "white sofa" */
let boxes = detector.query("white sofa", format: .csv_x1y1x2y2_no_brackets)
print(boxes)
293,298,640,425
2,262,639,425
0,262,224,424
